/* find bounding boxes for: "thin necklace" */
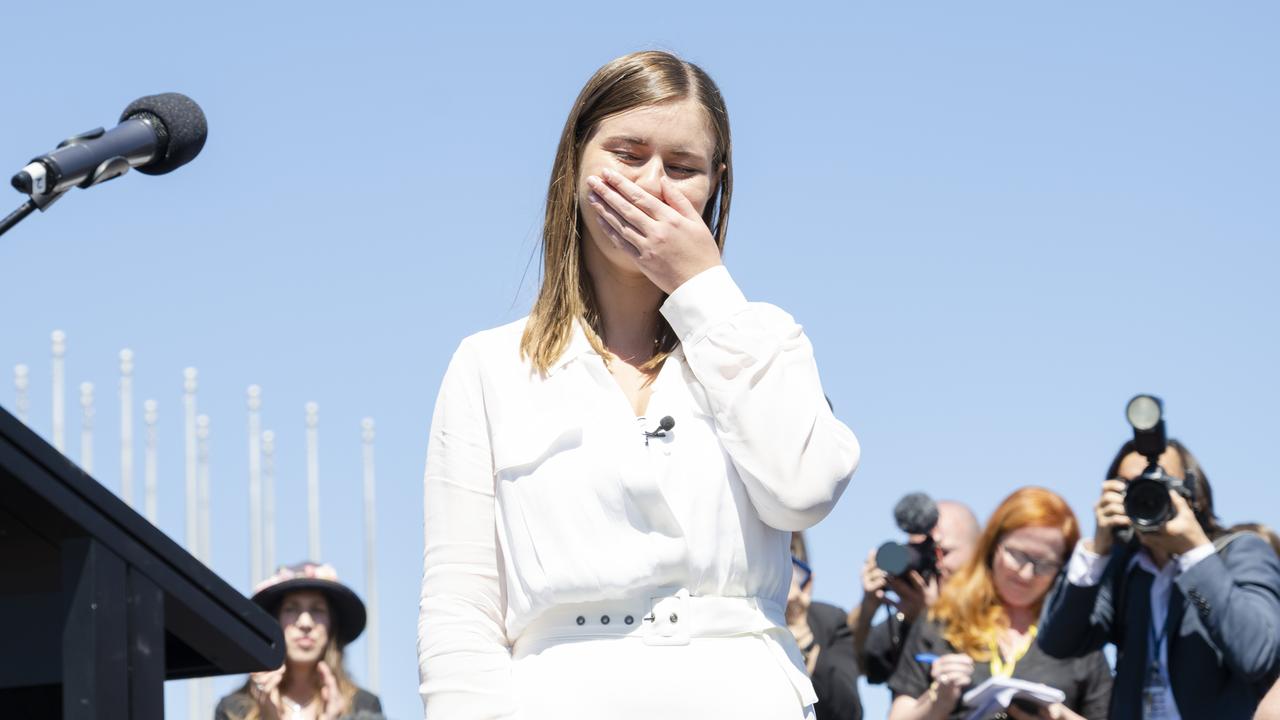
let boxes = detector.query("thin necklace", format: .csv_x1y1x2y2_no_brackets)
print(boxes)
282,695,308,717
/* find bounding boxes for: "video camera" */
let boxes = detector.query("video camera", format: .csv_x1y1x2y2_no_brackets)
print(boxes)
875,492,940,579
1122,394,1197,532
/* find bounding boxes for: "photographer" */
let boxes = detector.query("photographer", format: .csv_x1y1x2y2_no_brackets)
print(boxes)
1039,431,1280,719
1229,523,1280,720
789,532,863,720
850,499,980,685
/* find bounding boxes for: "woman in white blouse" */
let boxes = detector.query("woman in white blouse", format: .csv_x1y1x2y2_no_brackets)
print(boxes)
417,50,861,720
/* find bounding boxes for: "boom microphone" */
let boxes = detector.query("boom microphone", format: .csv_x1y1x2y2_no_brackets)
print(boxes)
893,492,939,536
875,492,941,579
11,93,207,197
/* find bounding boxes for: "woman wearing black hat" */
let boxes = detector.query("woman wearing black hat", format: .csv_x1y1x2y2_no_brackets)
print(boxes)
215,562,382,720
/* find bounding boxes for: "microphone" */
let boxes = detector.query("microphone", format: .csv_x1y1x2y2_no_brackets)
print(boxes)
643,416,675,446
11,93,207,197
892,492,939,536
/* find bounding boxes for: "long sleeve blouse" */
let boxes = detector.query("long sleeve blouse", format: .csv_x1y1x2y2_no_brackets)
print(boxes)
417,266,861,718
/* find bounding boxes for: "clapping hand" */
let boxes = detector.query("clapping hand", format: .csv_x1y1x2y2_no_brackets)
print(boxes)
317,661,348,720
248,664,285,719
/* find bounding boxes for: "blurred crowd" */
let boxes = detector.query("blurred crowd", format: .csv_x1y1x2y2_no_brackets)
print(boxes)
787,435,1280,720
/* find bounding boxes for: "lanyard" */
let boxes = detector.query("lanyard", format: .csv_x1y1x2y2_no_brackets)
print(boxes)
989,625,1037,679
1145,612,1176,718
1148,612,1170,675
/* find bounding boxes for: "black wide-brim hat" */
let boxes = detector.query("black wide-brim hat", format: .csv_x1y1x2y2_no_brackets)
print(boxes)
251,561,367,646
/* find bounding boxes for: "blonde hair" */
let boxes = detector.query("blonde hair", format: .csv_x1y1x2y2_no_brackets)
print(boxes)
929,487,1080,659
519,50,733,374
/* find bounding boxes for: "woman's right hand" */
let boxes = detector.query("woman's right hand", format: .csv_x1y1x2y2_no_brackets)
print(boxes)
1091,479,1130,556
248,665,285,718
928,653,974,705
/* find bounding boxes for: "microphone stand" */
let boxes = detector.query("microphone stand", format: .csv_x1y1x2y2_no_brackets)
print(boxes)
0,199,38,238
3,145,131,239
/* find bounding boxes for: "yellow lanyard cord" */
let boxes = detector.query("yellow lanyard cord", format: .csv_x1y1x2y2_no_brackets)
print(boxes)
988,625,1038,679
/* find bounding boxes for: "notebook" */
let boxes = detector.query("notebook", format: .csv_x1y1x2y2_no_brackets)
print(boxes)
961,676,1067,720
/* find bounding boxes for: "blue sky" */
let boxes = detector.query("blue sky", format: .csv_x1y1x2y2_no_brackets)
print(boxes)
3,3,1277,718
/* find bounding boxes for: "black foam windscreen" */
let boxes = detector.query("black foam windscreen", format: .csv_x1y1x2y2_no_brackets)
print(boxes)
893,492,939,535
120,93,207,175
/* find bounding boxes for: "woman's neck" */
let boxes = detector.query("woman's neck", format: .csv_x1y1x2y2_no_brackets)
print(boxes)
1003,604,1038,634
281,662,316,703
585,248,665,366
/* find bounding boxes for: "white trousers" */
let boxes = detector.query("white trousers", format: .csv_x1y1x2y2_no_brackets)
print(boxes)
509,591,817,720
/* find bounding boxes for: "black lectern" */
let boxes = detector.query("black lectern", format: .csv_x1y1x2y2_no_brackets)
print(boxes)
0,405,283,718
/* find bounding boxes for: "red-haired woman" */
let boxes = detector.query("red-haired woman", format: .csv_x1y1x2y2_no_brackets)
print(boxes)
888,488,1112,720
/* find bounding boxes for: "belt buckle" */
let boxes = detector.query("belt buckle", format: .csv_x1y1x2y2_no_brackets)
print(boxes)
642,591,691,646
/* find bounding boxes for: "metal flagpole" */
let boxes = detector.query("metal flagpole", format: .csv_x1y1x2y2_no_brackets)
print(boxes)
14,364,30,424
261,429,277,576
51,330,66,452
144,400,159,525
119,349,135,507
183,369,198,556
361,417,379,691
183,372,198,720
79,382,94,473
197,414,211,564
247,385,263,587
195,412,212,719
305,402,321,561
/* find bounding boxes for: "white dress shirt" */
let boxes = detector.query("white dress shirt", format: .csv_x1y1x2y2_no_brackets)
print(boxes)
417,266,861,718
1066,539,1216,720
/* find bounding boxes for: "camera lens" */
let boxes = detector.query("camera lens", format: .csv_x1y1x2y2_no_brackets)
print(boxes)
1126,395,1163,432
875,542,911,576
1124,477,1172,529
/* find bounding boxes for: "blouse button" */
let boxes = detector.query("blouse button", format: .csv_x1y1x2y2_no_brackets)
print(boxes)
601,615,611,625
624,615,634,625
669,613,679,624
576,616,585,626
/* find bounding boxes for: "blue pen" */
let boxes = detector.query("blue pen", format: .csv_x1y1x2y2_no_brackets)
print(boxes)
914,653,940,664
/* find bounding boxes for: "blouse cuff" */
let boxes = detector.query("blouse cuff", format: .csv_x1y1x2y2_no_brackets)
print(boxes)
660,265,746,344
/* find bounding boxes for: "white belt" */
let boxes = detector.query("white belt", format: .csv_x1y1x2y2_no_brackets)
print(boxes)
512,589,818,706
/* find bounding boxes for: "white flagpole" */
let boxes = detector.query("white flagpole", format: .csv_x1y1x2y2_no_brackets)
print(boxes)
194,416,212,719
183,368,198,556
261,429,277,575
197,414,211,564
144,400,159,525
14,364,30,424
119,349,135,507
361,417,379,691
51,330,66,452
247,385,263,587
79,382,94,473
305,402,321,561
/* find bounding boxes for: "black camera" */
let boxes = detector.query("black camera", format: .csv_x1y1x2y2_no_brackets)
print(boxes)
875,492,940,579
1122,394,1196,532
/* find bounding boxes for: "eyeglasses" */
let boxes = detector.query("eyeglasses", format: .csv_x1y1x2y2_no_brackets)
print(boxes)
791,555,813,588
999,544,1063,577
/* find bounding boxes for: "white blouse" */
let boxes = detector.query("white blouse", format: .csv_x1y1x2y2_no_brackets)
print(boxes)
417,266,861,718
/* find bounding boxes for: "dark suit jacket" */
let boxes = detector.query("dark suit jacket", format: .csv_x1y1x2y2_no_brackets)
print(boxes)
1039,533,1280,720
808,601,863,720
